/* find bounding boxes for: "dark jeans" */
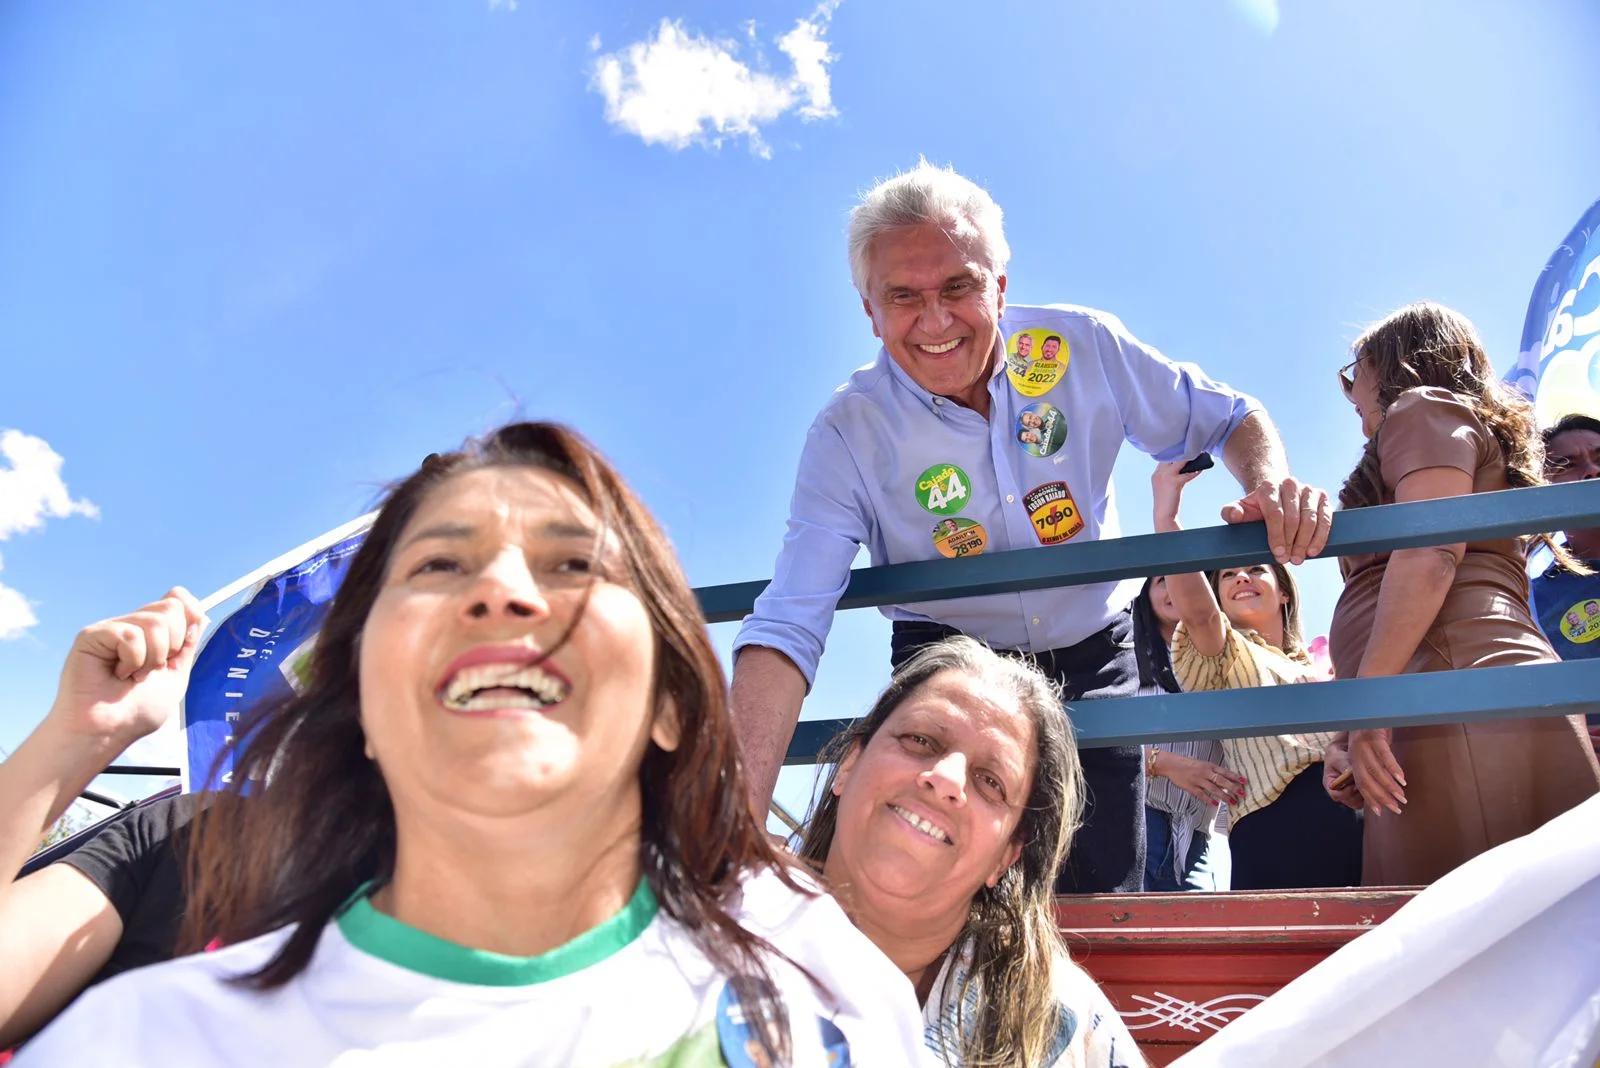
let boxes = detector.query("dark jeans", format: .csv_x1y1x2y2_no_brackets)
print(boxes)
1143,807,1215,892
889,610,1146,895
1230,764,1363,890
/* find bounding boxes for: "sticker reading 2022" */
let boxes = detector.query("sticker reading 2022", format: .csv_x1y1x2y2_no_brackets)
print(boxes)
1560,599,1600,644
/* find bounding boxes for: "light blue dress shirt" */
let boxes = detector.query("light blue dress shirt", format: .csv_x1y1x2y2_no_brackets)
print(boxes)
734,304,1261,686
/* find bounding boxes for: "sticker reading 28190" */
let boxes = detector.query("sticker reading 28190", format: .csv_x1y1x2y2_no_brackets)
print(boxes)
932,517,987,558
1022,481,1084,545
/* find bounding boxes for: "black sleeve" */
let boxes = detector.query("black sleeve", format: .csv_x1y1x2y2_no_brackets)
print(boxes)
57,794,197,923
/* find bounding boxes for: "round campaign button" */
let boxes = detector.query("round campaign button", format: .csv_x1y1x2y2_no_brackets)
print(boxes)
1559,599,1600,644
1016,402,1067,457
1005,328,1068,397
1022,481,1085,545
915,463,972,516
932,517,988,559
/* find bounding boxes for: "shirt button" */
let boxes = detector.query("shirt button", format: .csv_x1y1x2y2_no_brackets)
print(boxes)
1006,494,1015,504
1032,617,1041,626
933,397,944,405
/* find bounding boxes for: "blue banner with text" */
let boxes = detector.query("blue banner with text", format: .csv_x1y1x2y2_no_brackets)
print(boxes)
1507,197,1600,425
183,533,364,790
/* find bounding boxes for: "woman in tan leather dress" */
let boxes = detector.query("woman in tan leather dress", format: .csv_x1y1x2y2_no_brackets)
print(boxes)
1323,302,1600,886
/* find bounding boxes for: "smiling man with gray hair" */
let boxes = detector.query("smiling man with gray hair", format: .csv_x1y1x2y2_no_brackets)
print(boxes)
731,160,1330,894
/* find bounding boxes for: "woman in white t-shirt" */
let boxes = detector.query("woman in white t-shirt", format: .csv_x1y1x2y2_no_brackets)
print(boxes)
799,637,1146,1068
19,422,927,1067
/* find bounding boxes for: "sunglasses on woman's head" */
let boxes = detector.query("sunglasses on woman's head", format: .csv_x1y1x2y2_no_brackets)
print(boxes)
1338,356,1361,396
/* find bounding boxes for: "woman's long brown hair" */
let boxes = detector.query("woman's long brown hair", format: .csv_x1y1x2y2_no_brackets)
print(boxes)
1338,302,1544,508
184,422,805,1060
1337,302,1582,574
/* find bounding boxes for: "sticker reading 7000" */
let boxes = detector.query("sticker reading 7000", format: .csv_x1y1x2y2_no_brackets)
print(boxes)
915,463,971,516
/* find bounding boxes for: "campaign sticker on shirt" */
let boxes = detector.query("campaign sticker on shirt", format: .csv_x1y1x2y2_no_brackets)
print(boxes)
1023,481,1085,545
716,984,853,1067
932,517,988,558
1560,599,1600,643
716,983,782,1068
1004,328,1068,397
1015,402,1067,457
915,463,971,516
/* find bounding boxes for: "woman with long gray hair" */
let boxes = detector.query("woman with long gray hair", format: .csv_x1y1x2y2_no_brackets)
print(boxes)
799,636,1144,1068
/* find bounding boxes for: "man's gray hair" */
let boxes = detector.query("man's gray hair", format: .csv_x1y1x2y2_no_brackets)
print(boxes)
847,159,1011,297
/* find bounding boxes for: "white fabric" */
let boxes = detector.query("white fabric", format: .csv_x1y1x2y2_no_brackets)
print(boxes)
922,937,1147,1067
17,868,932,1067
1174,793,1600,1067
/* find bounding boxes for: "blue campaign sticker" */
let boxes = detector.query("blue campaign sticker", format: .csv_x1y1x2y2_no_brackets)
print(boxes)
1015,401,1067,457
715,984,852,1067
716,982,780,1068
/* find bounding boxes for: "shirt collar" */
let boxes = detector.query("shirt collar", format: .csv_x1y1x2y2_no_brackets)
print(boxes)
878,334,1008,417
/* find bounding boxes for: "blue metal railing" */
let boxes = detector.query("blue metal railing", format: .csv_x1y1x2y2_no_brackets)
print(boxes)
693,480,1600,765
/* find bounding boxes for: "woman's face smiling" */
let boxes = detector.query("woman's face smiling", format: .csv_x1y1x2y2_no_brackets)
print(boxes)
358,466,672,826
826,669,1033,915
1218,564,1287,635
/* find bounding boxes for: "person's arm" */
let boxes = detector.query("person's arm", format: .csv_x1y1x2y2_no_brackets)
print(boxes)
1151,461,1228,657
729,647,810,817
1219,411,1334,566
731,420,871,814
1345,465,1472,816
0,589,203,1046
1149,748,1243,808
1088,310,1330,565
0,863,125,1047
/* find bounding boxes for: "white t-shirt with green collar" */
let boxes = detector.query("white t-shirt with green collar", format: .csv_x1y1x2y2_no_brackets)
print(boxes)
18,868,930,1067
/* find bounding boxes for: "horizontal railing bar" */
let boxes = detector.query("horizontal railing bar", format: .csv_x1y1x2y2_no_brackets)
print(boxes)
700,481,1600,623
99,765,181,776
79,788,128,809
782,659,1600,764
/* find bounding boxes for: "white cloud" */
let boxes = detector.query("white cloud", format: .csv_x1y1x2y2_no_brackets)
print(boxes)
588,33,603,52
591,2,841,158
489,0,518,11
1228,0,1279,35
0,554,37,640
0,430,98,640
0,430,99,539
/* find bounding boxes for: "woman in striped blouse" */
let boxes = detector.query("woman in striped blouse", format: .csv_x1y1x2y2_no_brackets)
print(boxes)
1152,460,1362,890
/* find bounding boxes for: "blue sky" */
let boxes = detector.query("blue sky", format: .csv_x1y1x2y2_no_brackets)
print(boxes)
3,0,1598,817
